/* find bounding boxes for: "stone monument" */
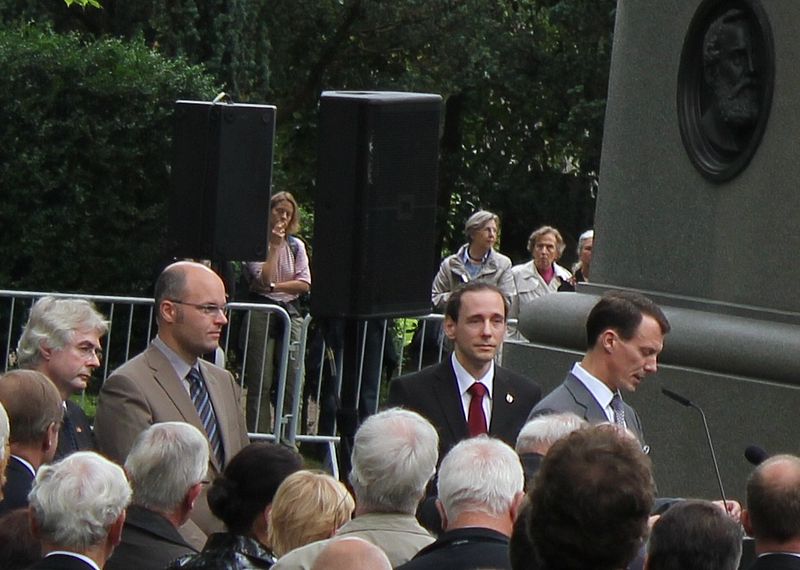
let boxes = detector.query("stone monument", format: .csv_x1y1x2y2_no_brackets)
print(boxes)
507,0,800,500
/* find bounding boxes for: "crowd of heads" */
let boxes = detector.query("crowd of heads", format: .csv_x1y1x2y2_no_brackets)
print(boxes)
0,249,796,570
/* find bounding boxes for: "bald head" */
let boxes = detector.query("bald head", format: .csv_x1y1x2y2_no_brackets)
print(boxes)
310,537,391,570
154,262,224,316
746,454,800,543
153,262,228,363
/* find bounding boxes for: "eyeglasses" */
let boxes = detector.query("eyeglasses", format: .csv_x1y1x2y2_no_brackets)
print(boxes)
73,344,103,362
169,300,229,317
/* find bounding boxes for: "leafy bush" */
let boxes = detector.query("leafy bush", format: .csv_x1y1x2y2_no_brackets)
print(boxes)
0,24,217,294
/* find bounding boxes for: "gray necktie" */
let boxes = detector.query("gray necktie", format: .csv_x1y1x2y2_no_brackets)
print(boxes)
187,367,224,465
610,393,626,429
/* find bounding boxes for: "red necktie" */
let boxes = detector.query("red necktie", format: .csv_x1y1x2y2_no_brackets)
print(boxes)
467,382,488,436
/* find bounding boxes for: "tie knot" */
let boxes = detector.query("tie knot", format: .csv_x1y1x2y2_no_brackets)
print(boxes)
469,382,487,398
187,367,202,385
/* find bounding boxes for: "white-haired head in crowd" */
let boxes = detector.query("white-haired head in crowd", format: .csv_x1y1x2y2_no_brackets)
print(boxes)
29,451,131,552
16,296,108,368
515,412,588,455
349,408,439,515
437,436,524,522
124,422,208,516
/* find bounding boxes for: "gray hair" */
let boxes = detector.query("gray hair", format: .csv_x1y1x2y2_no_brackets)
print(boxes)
16,297,108,368
464,210,500,242
438,436,524,520
349,408,439,514
29,451,131,551
0,402,8,464
527,225,566,256
124,422,209,514
577,229,594,254
516,413,588,455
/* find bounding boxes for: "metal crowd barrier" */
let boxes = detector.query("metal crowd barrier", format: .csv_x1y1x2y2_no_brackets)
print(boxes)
0,291,296,436
0,290,459,471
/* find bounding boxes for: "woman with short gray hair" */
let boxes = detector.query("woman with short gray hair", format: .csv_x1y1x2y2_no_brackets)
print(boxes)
431,210,515,311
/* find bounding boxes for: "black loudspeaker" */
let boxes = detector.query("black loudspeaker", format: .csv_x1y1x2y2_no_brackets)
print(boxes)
312,91,442,319
168,100,276,261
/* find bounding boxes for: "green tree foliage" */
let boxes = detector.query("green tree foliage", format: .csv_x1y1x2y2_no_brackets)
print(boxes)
0,0,615,291
0,25,217,294
0,0,269,101
65,0,100,7
260,0,615,265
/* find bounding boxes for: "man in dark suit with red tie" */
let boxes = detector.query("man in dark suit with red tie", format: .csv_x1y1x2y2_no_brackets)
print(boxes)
388,282,541,461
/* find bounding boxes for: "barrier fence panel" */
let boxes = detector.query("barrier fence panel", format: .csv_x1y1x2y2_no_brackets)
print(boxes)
0,291,294,442
0,290,513,472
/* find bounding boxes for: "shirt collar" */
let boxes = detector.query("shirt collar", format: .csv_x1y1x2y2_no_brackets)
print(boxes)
451,353,494,398
152,336,195,381
571,362,617,410
11,455,35,477
45,551,101,570
460,246,490,265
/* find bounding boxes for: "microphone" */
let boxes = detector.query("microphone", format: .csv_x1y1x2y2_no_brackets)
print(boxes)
744,445,769,466
662,388,692,407
661,388,729,511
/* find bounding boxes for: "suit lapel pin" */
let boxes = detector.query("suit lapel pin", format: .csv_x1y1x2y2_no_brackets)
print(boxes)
506,393,514,404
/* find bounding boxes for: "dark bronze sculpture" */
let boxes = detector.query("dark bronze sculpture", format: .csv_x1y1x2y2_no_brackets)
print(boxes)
701,9,759,154
677,0,773,182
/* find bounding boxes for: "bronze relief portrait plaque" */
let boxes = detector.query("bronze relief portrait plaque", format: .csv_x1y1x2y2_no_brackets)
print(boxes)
677,0,774,182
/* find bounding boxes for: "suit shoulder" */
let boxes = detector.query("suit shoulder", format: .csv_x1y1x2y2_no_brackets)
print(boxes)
388,368,430,405
106,350,151,382
200,360,235,380
530,383,572,412
496,366,541,396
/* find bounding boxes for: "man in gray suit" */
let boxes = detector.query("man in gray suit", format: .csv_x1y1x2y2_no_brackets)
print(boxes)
95,261,249,543
529,290,670,445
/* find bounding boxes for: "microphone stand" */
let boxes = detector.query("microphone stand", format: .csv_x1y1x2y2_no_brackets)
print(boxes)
661,388,729,512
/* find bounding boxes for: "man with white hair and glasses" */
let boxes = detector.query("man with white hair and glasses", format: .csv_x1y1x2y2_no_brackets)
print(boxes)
16,296,108,458
397,436,525,570
105,422,209,570
28,451,132,570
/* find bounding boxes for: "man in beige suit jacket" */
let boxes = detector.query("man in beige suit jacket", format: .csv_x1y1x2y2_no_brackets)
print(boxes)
95,262,249,546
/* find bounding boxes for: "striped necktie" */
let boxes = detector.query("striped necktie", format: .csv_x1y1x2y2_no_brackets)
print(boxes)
187,367,224,466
